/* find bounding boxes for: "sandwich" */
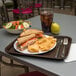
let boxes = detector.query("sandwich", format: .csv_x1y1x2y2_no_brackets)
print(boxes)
16,29,44,51
20,29,43,37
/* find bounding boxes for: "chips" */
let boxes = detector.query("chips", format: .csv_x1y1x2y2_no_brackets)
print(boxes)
36,37,56,51
28,43,39,53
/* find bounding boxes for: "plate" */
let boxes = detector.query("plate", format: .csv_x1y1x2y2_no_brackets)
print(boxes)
14,35,57,55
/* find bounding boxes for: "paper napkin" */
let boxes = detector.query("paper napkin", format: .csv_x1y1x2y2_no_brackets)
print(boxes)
64,43,76,62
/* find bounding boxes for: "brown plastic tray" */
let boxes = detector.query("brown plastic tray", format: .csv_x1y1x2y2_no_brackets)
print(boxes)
5,35,72,60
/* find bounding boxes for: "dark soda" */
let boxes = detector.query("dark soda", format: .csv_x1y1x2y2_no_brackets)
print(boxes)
40,11,53,33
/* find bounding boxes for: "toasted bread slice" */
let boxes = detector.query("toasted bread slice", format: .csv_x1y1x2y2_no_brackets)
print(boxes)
17,34,36,45
20,29,43,37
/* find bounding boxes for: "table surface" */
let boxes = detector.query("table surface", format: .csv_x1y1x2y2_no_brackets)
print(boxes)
0,13,76,76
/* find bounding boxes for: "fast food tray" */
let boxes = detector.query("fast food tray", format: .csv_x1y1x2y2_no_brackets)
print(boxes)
5,35,72,60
